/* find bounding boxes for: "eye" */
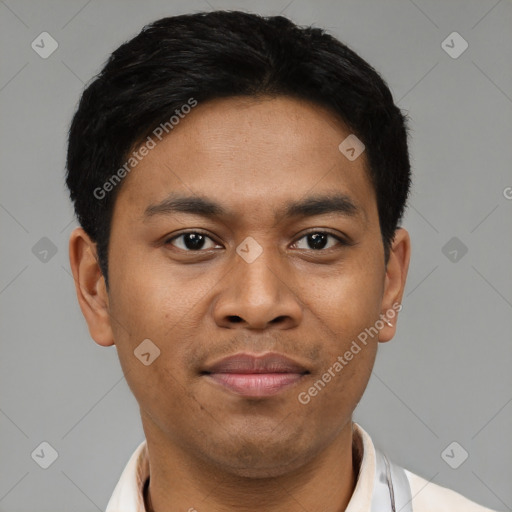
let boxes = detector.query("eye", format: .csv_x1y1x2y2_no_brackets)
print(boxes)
293,232,346,251
165,232,220,251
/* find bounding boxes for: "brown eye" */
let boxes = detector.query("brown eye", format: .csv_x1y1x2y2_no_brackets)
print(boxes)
294,232,345,250
166,232,219,251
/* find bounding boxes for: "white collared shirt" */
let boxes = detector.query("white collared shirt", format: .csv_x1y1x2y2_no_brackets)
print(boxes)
105,423,497,512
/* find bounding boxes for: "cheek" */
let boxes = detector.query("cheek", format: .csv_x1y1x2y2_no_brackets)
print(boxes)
106,250,210,389
107,268,192,420
108,249,195,338
295,333,377,441
303,257,384,338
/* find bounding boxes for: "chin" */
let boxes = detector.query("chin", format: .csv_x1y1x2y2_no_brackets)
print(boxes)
199,432,314,479
217,451,309,480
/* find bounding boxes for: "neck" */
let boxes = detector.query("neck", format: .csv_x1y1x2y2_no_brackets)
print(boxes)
142,418,358,512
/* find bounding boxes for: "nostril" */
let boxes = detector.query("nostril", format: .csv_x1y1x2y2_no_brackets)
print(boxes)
271,316,287,324
228,316,243,323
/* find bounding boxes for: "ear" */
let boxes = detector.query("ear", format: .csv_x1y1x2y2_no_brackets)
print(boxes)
68,227,114,347
378,228,411,343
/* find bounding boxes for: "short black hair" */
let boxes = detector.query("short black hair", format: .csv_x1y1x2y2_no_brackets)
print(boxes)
66,10,411,289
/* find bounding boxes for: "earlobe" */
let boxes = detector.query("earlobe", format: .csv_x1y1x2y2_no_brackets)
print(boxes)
68,227,115,347
379,227,411,343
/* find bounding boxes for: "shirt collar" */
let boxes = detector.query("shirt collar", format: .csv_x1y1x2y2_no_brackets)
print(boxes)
105,422,376,512
106,436,149,512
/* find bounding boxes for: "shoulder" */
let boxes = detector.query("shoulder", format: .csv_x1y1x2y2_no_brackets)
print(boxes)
405,469,498,512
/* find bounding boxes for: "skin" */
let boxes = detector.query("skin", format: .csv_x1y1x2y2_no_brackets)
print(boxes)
69,95,410,512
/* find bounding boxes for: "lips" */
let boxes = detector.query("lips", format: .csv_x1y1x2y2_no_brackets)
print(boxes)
203,352,309,374
202,352,310,398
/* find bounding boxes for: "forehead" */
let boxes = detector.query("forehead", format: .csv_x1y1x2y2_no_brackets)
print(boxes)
113,95,377,226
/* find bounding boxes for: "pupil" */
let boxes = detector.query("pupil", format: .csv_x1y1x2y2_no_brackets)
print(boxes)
184,233,205,250
308,233,327,250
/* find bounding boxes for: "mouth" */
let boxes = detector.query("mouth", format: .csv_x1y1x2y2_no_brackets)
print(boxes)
201,352,310,398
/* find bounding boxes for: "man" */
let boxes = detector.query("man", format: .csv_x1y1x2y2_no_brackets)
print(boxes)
66,11,498,512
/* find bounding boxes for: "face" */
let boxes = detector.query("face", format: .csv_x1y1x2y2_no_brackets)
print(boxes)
70,95,410,478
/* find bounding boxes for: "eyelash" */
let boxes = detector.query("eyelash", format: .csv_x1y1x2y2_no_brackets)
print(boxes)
164,230,348,252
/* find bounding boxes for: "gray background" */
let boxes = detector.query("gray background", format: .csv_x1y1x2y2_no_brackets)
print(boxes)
1,0,511,511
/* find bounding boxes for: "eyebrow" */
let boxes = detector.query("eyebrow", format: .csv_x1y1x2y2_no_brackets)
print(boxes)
143,192,364,223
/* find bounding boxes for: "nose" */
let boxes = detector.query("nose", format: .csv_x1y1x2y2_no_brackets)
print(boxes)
212,249,303,331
